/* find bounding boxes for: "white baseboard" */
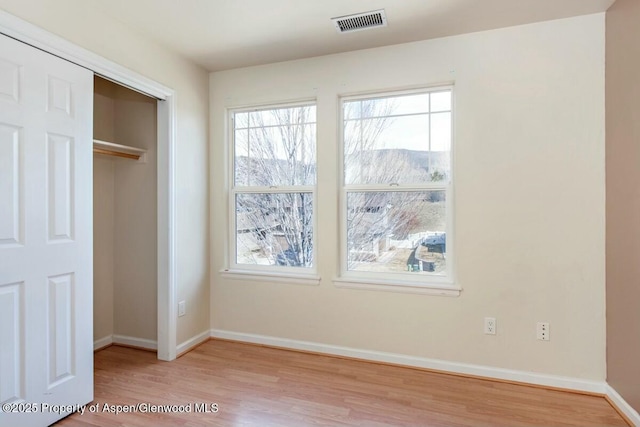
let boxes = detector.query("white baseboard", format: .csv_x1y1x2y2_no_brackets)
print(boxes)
177,330,211,355
94,328,637,425
93,335,113,351
210,329,606,395
606,384,640,426
112,334,157,350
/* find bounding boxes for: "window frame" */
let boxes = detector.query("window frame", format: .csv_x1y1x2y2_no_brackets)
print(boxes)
225,100,320,283
336,87,458,294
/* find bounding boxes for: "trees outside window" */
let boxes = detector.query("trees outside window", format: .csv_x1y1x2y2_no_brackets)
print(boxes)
228,87,454,287
342,89,453,282
231,104,316,269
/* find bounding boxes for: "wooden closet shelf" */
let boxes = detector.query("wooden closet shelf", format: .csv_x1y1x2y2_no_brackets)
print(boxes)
93,139,146,161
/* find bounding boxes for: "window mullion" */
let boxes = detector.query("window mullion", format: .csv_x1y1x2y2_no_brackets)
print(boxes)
233,185,315,194
344,184,447,192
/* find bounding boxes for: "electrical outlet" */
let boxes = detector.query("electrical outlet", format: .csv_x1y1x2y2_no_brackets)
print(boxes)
178,301,186,317
484,317,496,335
537,322,550,341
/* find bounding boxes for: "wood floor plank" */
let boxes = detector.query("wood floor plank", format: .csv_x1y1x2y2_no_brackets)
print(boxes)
55,339,628,427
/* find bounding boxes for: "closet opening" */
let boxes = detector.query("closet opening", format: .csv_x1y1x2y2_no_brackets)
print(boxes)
93,75,159,353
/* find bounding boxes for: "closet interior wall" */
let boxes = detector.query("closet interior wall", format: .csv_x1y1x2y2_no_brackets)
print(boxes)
93,76,158,347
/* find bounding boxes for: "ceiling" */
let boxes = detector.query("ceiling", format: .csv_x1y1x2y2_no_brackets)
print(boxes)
92,0,615,72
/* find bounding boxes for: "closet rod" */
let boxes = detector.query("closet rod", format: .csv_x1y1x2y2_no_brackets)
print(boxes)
93,139,146,161
93,147,141,160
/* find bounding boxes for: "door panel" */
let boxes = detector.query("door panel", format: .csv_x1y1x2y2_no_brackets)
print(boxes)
46,133,74,242
0,34,93,427
47,273,75,388
0,57,20,103
0,123,22,245
0,281,24,404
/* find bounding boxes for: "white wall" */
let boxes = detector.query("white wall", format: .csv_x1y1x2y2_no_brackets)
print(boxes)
0,0,210,345
210,14,605,380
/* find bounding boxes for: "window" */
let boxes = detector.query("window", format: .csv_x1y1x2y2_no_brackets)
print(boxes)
340,88,454,288
229,103,316,276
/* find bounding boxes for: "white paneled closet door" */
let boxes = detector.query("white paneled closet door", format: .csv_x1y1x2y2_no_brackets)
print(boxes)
0,34,94,426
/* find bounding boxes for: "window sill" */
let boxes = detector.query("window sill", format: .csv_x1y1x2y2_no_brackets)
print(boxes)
219,269,321,286
333,277,461,296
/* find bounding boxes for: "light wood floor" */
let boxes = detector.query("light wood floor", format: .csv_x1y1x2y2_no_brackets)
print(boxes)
56,339,628,426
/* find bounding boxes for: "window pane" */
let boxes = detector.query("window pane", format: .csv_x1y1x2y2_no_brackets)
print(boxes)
236,193,313,268
344,115,433,185
344,93,429,120
235,112,249,128
430,112,451,152
234,129,249,186
235,105,316,187
346,191,446,275
388,93,429,116
249,109,279,127
344,100,361,120
344,92,451,185
359,98,395,119
430,91,452,112
430,112,451,181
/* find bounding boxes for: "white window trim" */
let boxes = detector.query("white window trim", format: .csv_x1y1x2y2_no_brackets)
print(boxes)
337,86,458,293
220,268,321,286
226,101,319,281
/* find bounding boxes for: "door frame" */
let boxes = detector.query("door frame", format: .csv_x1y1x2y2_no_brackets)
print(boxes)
0,10,178,361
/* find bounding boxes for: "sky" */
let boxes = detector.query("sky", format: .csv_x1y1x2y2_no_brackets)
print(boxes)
233,90,453,160
344,91,452,152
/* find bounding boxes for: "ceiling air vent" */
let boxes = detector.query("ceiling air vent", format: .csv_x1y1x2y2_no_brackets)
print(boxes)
332,9,387,33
